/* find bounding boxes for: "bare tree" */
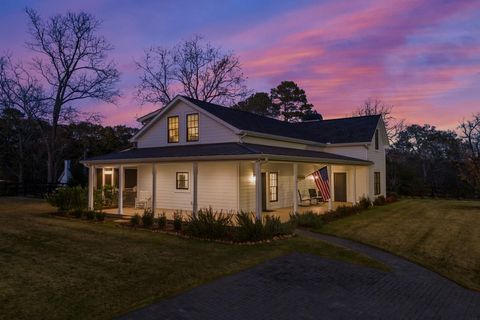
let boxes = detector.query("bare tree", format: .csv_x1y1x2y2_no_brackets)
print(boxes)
353,98,405,143
136,35,248,106
458,113,480,196
11,9,120,183
0,57,47,183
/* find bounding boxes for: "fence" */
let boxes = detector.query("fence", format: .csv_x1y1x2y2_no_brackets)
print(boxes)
0,182,66,198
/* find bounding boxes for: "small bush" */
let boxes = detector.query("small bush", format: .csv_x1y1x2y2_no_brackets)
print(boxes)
264,215,294,237
236,211,264,242
386,192,398,203
185,207,232,239
130,213,141,226
173,211,183,231
157,212,167,229
358,196,372,209
46,186,87,213
72,209,83,219
95,211,106,221
323,205,361,222
141,208,155,227
289,211,324,229
373,195,386,206
85,210,95,220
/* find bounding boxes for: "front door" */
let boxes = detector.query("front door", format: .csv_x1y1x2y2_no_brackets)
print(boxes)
334,172,347,202
261,172,267,211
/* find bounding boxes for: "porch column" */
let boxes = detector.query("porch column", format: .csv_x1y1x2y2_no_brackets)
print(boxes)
254,160,262,220
88,165,94,210
151,163,157,214
293,163,298,213
353,166,357,204
192,162,198,216
118,165,124,215
328,164,333,211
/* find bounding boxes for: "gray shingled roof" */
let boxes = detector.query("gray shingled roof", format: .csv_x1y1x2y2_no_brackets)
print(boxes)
84,143,371,165
181,96,381,144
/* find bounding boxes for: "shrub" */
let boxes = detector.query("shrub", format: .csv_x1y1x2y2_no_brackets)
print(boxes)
157,212,167,229
373,195,386,206
173,211,183,231
289,211,324,229
358,196,372,209
95,211,106,221
130,213,141,226
141,208,155,227
264,215,294,237
185,207,232,239
72,209,83,219
46,186,87,213
386,192,398,203
85,210,95,220
323,205,361,222
235,211,264,242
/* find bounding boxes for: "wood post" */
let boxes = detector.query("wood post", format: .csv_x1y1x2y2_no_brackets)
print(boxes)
118,165,124,215
353,166,357,204
255,161,262,220
151,163,156,214
293,163,298,214
192,162,198,216
328,164,333,211
88,165,94,210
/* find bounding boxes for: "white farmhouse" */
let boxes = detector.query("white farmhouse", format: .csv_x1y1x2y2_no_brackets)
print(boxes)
82,95,388,220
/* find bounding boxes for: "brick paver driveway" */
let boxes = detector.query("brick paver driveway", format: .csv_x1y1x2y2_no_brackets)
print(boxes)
120,230,480,319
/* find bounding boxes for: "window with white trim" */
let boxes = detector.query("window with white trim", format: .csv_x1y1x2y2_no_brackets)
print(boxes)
168,116,179,143
176,172,189,190
269,172,278,202
374,172,381,195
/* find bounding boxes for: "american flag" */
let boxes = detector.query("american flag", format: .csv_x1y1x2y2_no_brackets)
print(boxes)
312,166,330,200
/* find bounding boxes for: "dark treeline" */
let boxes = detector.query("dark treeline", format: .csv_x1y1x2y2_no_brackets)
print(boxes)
387,117,480,199
0,108,137,185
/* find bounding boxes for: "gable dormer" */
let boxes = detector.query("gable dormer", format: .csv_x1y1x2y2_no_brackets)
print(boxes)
131,97,239,148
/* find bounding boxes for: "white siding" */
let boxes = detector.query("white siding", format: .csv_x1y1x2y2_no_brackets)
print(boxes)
197,162,238,212
319,145,368,160
137,101,238,148
263,163,294,210
137,164,153,197
366,125,387,198
239,161,256,212
156,163,193,211
241,136,308,150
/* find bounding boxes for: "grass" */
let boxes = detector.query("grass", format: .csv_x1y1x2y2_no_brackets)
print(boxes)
0,197,384,320
318,198,480,290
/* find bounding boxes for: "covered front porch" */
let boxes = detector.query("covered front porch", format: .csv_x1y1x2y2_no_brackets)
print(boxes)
88,158,367,221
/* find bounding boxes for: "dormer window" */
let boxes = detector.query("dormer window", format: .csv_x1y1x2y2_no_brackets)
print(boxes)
374,129,379,150
186,113,199,142
168,116,179,143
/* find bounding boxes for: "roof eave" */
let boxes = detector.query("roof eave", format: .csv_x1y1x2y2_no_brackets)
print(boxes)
80,154,371,167
241,130,326,147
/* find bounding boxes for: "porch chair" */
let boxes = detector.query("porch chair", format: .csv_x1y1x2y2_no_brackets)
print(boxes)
135,190,152,209
308,188,324,204
297,190,312,206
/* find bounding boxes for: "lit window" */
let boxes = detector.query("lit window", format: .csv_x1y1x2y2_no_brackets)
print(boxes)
187,113,199,142
374,172,381,195
176,172,189,190
269,172,278,202
375,129,379,150
168,116,179,143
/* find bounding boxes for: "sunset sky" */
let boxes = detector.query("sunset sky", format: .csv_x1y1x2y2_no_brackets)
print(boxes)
1,0,479,129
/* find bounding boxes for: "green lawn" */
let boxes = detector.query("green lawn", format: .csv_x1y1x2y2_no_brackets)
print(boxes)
0,197,383,320
319,198,480,290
